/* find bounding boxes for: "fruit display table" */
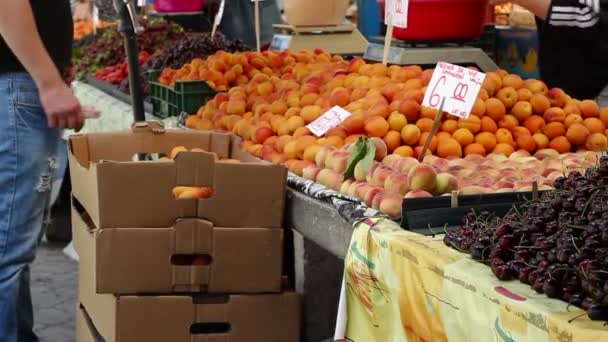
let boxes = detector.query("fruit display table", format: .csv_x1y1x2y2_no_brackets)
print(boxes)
337,217,608,341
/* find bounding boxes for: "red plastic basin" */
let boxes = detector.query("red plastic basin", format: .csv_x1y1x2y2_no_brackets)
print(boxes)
378,0,489,41
153,0,204,13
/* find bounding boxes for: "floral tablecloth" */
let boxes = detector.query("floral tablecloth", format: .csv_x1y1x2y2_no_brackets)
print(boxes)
338,217,608,342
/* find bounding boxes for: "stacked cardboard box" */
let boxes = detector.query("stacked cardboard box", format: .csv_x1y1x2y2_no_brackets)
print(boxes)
71,122,300,341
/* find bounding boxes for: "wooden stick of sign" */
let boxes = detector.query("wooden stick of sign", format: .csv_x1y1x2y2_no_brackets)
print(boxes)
254,0,261,52
382,13,393,65
211,0,226,37
418,97,446,162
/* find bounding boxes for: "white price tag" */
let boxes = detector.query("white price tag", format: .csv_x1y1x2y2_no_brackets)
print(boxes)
137,0,146,7
92,6,99,27
307,106,352,137
422,62,486,119
385,0,409,28
270,34,292,51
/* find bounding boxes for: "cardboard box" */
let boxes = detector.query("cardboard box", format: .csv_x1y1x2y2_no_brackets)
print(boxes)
69,121,287,229
76,304,104,342
79,261,301,342
73,199,283,294
283,0,348,26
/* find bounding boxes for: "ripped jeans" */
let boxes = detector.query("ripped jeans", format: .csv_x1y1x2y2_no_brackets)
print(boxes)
0,73,61,342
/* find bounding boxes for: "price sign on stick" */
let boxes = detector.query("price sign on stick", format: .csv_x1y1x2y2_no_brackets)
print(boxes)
385,0,409,28
422,62,486,119
307,106,352,137
211,0,226,37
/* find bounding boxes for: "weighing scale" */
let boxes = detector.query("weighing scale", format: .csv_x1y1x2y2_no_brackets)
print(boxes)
364,38,499,72
269,24,368,56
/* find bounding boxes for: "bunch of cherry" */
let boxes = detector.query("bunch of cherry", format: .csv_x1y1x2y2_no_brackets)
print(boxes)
445,155,608,321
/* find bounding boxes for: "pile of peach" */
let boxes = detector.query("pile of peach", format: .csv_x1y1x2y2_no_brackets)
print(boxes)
158,49,343,91
166,146,241,199
295,139,599,218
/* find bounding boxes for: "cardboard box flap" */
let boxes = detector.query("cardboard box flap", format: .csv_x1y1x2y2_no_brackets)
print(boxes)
173,219,214,254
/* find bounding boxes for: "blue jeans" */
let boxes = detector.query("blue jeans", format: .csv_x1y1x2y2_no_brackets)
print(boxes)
0,73,62,342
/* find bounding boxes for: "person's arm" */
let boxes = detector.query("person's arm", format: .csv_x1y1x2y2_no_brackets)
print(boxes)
0,0,83,129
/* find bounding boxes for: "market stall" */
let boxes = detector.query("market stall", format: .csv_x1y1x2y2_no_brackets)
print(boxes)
59,1,608,341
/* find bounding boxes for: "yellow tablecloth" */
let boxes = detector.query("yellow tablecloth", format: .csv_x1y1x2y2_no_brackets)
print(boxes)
342,217,608,342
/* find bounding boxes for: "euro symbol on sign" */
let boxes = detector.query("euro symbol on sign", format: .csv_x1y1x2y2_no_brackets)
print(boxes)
452,82,469,103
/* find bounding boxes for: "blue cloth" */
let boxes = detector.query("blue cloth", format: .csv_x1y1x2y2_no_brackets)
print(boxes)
220,0,282,49
0,72,62,342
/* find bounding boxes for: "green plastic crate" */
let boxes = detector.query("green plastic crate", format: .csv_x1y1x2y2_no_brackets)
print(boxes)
149,70,217,118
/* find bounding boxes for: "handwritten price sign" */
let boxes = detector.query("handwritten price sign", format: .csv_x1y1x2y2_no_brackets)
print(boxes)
422,62,486,119
385,0,409,28
307,106,352,137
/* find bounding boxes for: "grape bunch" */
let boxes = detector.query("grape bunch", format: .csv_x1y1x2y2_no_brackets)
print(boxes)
445,155,608,321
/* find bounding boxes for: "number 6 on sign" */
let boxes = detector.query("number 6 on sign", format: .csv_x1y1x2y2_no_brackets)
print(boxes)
422,62,486,119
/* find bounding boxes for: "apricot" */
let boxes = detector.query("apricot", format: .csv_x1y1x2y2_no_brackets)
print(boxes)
324,136,345,148
503,74,524,89
496,86,519,108
532,133,550,150
452,128,475,147
388,112,407,131
580,99,600,118
293,127,312,138
274,135,293,153
524,116,546,134
416,118,434,133
418,132,438,153
498,115,519,131
480,116,498,133
566,123,590,145
457,116,481,134
492,143,515,156
512,126,532,139
495,128,514,146
253,126,274,144
543,107,566,123
512,101,533,121
300,105,324,124
583,117,606,134
516,134,537,153
564,114,584,127
399,100,421,123
471,98,486,117
383,131,402,152
441,119,459,134
517,88,533,102
344,134,364,145
600,107,608,126
341,114,366,134
475,132,497,152
542,122,566,140
393,146,414,157
300,93,320,106
585,133,608,151
549,136,572,153
464,143,487,156
420,106,438,120
365,116,390,138
170,146,188,160
303,144,322,162
326,127,348,139
436,131,452,142
564,101,581,115
530,94,551,114
286,116,306,133
270,100,288,115
485,98,506,121
437,137,463,158
401,124,421,145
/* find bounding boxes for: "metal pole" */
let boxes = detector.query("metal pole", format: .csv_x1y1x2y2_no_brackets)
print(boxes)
114,0,146,122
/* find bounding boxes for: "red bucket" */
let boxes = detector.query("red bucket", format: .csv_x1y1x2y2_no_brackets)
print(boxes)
153,0,204,13
378,0,489,41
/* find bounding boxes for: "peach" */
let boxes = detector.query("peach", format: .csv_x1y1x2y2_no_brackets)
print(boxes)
498,115,519,131
585,133,608,151
302,165,322,181
383,131,402,152
328,151,351,173
564,114,584,127
452,128,475,147
464,143,486,156
362,186,385,207
543,107,566,123
370,137,389,161
534,148,560,160
530,94,551,114
583,117,606,134
525,79,548,94
435,173,459,195
384,172,410,195
512,101,533,121
401,124,422,145
524,116,546,134
404,189,433,199
460,186,491,195
340,179,355,195
365,116,390,138
497,87,519,108
480,116,498,133
457,116,481,134
549,136,572,153
315,145,336,168
388,112,408,131
371,165,393,187
485,98,507,121
346,181,366,197
393,146,414,157
354,160,371,181
394,157,420,174
517,88,533,102
379,193,404,218
580,100,600,118
316,169,345,191
503,74,524,89
566,123,590,145
532,133,550,150
437,137,463,158
492,143,515,156
547,88,568,108
407,164,437,192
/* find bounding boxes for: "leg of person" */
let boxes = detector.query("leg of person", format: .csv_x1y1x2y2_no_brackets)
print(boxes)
0,72,60,342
